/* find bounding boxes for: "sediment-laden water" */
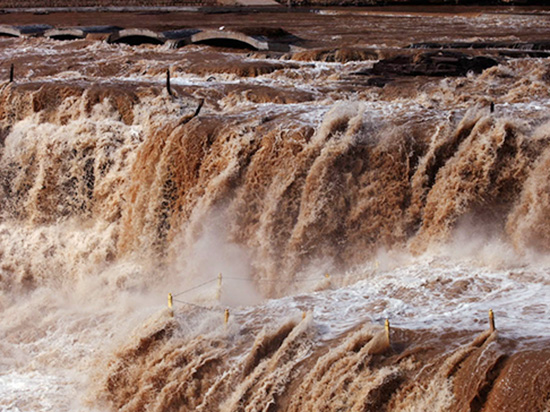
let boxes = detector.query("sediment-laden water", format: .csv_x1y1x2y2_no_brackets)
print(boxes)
1,7,550,411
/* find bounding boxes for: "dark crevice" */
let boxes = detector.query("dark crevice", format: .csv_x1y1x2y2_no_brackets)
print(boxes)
50,35,82,41
426,120,476,190
194,38,257,50
470,355,509,412
362,372,404,412
243,322,296,376
112,35,164,46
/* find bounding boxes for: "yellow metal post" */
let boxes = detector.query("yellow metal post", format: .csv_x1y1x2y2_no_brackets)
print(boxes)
217,273,223,301
168,293,173,317
385,319,391,345
489,309,495,332
224,308,230,325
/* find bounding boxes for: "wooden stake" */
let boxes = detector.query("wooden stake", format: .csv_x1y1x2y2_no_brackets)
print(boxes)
385,318,391,345
193,98,204,118
489,309,495,332
166,68,172,96
180,98,205,126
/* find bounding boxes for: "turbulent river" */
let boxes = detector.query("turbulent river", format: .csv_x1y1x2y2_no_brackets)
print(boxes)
1,6,550,412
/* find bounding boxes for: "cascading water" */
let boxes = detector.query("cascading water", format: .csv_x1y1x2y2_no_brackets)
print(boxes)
1,9,550,411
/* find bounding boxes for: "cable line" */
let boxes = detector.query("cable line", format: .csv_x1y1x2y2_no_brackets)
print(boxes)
173,277,218,297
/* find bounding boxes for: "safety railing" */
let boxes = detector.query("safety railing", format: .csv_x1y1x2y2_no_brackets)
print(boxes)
166,272,341,324
165,273,503,345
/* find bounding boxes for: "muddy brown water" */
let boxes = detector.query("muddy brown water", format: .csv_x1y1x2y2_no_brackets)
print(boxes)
1,6,550,412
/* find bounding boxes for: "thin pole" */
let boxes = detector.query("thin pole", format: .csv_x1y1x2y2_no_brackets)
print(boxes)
168,293,173,317
166,68,172,96
489,309,495,332
224,308,230,325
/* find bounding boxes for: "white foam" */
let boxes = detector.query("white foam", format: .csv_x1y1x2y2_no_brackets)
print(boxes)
226,255,550,342
0,371,79,412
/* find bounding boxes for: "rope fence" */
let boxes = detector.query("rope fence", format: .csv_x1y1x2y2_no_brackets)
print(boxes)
172,298,211,310
171,272,338,302
166,272,343,323
172,277,219,298
163,272,545,340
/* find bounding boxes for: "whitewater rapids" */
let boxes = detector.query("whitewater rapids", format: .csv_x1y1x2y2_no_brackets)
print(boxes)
1,8,550,411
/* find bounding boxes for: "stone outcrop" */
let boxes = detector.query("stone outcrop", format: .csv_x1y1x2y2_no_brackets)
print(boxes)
359,51,499,78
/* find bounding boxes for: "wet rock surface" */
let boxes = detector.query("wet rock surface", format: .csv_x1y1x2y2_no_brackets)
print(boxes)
360,51,499,77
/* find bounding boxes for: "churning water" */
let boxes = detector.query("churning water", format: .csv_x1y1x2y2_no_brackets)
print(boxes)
1,7,550,411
